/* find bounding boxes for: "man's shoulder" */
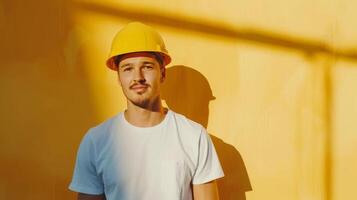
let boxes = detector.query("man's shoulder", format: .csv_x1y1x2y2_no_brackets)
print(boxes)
86,112,122,139
169,110,204,135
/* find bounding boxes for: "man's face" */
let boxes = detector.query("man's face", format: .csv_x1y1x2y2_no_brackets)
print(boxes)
117,52,165,108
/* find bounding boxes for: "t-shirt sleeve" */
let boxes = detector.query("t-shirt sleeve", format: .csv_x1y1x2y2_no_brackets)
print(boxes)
68,131,104,195
192,128,225,184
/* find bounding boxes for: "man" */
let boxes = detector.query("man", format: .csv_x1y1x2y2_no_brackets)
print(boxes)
69,22,224,200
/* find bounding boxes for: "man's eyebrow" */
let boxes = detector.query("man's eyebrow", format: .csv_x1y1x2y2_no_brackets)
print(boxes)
119,61,155,68
142,61,155,65
119,63,131,68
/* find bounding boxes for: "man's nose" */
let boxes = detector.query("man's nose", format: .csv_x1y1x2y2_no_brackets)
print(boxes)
133,68,145,83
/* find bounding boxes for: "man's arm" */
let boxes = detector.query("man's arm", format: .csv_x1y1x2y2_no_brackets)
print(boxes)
78,193,106,200
192,180,220,200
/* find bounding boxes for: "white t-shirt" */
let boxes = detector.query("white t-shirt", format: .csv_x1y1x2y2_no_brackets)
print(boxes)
69,109,224,200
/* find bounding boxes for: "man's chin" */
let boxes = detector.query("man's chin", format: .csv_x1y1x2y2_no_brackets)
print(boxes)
129,98,150,108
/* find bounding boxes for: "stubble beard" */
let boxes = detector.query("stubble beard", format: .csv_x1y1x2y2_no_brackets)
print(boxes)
126,90,161,110
131,96,162,111
130,95,151,108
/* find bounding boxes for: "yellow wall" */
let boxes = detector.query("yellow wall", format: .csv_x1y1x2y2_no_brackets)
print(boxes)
1,0,357,200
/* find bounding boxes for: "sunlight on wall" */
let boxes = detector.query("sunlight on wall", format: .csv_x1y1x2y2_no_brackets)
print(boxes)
332,61,357,200
72,1,357,200
0,0,356,200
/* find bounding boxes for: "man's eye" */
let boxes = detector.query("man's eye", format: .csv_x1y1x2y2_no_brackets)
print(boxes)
123,67,132,72
144,65,153,69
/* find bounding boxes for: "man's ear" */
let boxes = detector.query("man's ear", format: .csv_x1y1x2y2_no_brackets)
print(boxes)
117,71,123,86
160,67,166,82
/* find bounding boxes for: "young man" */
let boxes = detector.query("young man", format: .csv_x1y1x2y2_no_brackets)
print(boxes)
69,22,224,200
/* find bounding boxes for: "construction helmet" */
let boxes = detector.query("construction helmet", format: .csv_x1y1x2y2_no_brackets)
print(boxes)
106,22,171,71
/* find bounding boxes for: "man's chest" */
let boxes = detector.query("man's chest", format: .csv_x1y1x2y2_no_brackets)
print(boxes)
95,134,195,197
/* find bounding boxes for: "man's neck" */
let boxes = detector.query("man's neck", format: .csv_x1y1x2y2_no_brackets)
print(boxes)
124,102,167,128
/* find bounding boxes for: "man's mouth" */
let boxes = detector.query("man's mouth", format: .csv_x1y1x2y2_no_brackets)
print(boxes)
130,84,148,92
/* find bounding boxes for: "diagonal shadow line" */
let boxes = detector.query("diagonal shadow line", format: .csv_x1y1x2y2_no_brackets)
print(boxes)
73,2,343,200
75,1,357,62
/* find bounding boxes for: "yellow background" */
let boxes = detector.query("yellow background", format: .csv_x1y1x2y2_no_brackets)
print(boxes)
1,0,356,200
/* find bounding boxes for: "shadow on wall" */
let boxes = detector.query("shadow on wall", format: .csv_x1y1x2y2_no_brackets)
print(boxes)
161,65,252,200
73,3,357,199
76,1,357,62
0,1,97,199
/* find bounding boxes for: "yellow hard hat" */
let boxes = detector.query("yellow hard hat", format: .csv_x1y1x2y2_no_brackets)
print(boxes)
106,22,171,71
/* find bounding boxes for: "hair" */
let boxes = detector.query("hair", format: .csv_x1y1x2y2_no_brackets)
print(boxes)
114,52,164,69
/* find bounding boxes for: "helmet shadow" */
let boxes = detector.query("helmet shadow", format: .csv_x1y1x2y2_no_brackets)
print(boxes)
161,65,252,199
